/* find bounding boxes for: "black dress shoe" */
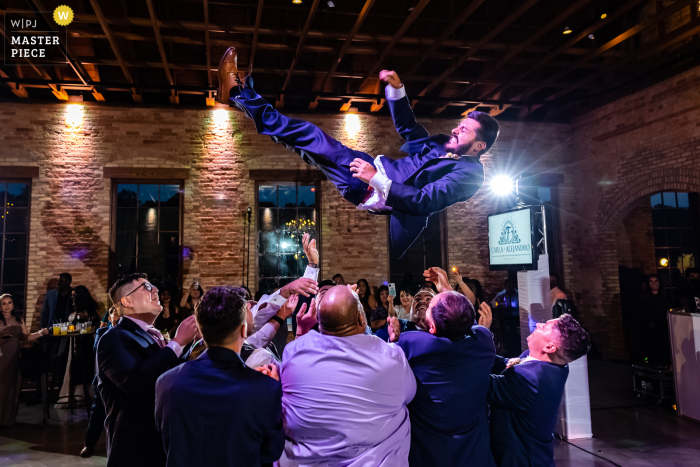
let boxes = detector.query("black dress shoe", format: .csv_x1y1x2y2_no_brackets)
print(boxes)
80,445,94,458
216,47,239,104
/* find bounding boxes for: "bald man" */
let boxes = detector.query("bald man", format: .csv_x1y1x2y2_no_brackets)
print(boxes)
278,286,416,467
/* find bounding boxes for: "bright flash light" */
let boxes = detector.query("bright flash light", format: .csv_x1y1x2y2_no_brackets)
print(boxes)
490,175,515,196
65,104,83,128
213,108,229,125
344,113,361,136
660,258,669,267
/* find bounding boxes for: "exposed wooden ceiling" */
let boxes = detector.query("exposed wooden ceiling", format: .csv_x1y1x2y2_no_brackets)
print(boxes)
1,0,699,121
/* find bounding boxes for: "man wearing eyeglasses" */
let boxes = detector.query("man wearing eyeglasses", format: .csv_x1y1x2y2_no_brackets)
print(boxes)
96,273,199,467
219,46,500,258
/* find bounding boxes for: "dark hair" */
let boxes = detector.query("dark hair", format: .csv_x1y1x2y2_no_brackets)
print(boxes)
466,111,499,156
0,293,23,325
109,273,147,306
318,279,337,289
59,272,73,284
430,291,474,339
465,279,486,307
399,285,413,296
196,286,247,346
685,268,700,281
159,289,176,316
376,285,390,306
73,286,99,320
644,274,667,299
553,313,591,363
332,273,344,281
356,279,371,301
187,284,205,306
239,286,252,301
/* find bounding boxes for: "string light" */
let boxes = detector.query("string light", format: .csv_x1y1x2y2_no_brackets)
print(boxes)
563,27,572,35
292,0,302,3
600,13,607,19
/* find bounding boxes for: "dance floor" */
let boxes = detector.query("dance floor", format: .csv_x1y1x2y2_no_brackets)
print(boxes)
1,360,699,467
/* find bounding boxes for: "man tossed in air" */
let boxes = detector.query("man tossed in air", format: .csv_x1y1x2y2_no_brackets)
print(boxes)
217,48,499,257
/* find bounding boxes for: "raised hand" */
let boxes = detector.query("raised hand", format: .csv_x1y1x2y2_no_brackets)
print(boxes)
296,298,317,337
350,158,377,184
379,70,402,89
451,266,462,284
302,232,319,264
277,294,299,320
280,277,319,298
172,315,198,347
424,267,452,292
478,302,493,329
387,316,401,343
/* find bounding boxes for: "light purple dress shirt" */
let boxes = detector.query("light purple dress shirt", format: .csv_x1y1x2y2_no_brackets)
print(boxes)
278,331,416,466
123,315,183,357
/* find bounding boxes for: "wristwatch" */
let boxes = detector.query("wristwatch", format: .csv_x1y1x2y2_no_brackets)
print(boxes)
308,263,318,268
270,315,286,327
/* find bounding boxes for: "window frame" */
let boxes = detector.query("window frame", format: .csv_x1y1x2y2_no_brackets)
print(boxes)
0,178,32,312
108,179,185,295
254,180,322,294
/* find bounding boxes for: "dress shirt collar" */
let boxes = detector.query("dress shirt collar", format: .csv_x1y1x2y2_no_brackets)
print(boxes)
123,314,157,332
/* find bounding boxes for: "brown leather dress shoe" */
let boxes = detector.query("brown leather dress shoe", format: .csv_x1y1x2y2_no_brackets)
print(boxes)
216,47,240,104
80,445,94,458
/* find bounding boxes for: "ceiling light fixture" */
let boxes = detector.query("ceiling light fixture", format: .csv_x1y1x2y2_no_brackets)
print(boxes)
563,27,572,34
292,0,302,4
327,1,335,6
588,34,595,39
601,13,607,19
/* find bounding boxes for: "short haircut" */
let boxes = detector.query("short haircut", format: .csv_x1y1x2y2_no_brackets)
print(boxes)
399,285,413,296
332,273,344,280
59,272,73,284
318,279,337,289
430,291,474,339
196,286,247,346
466,111,499,156
553,314,591,363
109,273,147,307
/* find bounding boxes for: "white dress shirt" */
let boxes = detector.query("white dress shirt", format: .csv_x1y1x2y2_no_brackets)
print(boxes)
123,315,183,357
356,84,409,214
245,265,319,349
278,331,416,466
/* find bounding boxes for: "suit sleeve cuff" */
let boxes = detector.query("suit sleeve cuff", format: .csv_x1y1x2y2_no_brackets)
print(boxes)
166,340,183,358
369,170,392,198
303,265,319,281
385,84,406,101
268,290,287,307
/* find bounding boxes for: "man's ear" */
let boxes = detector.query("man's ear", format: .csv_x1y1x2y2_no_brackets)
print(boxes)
428,320,437,335
476,141,486,152
240,322,247,339
542,341,558,355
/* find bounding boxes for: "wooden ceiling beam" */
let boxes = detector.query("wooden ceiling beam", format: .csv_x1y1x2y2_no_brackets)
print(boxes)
203,0,212,88
415,0,540,102
248,0,264,77
518,0,697,101
356,0,432,91
145,0,173,86
281,0,321,93
88,0,141,102
480,0,647,101
456,0,592,98
402,0,486,79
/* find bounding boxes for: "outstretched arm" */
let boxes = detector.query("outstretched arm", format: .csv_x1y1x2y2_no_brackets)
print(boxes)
380,70,429,142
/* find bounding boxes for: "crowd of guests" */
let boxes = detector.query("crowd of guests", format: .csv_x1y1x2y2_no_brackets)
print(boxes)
77,233,590,467
0,233,593,467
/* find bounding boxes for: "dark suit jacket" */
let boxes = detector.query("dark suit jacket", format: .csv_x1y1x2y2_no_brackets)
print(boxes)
398,326,496,467
40,288,73,329
155,346,284,467
384,95,485,255
96,316,185,467
489,350,569,467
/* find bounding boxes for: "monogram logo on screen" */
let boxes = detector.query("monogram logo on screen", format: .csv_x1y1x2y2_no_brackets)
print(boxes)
498,217,521,245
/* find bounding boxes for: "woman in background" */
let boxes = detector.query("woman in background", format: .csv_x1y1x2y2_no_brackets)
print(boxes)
355,279,376,324
0,294,48,427
393,286,413,320
375,285,396,319
180,281,204,317
155,290,182,335
71,286,101,329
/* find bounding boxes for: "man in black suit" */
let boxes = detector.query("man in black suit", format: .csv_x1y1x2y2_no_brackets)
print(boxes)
489,314,591,467
388,282,496,466
97,274,198,467
155,286,284,467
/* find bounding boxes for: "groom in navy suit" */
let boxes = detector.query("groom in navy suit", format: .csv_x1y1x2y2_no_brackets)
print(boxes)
218,48,499,257
489,314,591,467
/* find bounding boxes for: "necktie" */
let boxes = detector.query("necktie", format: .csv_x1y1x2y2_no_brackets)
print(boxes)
146,327,165,348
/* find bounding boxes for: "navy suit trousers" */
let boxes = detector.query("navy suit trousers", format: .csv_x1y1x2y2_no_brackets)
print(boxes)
231,88,376,206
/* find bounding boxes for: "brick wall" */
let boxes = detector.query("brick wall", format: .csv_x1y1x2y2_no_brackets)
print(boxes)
616,199,656,275
4,64,700,360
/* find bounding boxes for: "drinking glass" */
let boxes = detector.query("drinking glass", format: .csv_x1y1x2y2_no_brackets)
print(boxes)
52,324,59,336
